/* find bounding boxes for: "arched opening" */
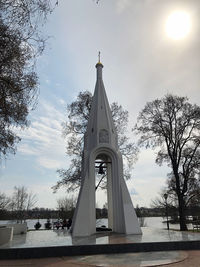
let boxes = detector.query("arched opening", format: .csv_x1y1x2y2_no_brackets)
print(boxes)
72,145,141,236
95,153,112,231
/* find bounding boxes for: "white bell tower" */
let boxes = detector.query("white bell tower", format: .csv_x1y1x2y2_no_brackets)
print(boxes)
71,57,142,237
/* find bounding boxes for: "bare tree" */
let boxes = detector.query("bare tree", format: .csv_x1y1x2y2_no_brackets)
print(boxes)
57,196,77,219
0,1,56,55
53,91,138,193
26,192,37,211
0,192,10,210
135,94,200,231
10,186,37,222
0,1,57,159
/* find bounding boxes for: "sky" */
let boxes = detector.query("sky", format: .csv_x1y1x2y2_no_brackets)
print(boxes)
1,0,200,209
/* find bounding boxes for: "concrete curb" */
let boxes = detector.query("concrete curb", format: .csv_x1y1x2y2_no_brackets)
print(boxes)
1,240,200,259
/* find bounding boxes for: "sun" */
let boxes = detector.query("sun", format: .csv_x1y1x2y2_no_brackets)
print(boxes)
165,11,191,40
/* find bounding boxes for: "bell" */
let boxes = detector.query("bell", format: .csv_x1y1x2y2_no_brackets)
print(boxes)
98,165,105,175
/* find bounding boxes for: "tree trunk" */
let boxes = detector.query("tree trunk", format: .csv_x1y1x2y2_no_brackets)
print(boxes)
178,194,188,231
173,167,188,231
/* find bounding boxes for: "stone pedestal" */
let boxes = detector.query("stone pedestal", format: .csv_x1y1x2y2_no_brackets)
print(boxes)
0,226,13,245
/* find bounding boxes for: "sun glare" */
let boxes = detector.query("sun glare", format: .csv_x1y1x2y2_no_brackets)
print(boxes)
165,11,191,40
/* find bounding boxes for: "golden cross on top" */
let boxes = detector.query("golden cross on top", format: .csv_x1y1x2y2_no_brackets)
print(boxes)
98,51,101,63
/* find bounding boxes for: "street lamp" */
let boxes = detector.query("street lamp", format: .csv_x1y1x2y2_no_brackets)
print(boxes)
164,193,170,230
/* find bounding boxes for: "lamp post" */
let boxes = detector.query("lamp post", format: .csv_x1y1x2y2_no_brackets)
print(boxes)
164,193,169,230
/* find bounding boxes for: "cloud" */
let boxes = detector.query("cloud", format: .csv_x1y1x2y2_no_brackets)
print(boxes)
18,144,39,156
17,99,68,170
126,148,170,207
37,157,63,169
116,0,132,13
57,98,66,106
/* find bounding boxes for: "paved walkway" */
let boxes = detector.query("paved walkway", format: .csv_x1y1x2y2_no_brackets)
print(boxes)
2,228,200,248
1,229,200,266
162,250,200,267
1,250,200,266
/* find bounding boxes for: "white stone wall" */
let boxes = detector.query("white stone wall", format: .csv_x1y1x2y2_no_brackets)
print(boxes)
1,222,27,235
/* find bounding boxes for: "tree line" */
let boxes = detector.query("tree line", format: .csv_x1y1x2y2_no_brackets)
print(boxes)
0,191,107,221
